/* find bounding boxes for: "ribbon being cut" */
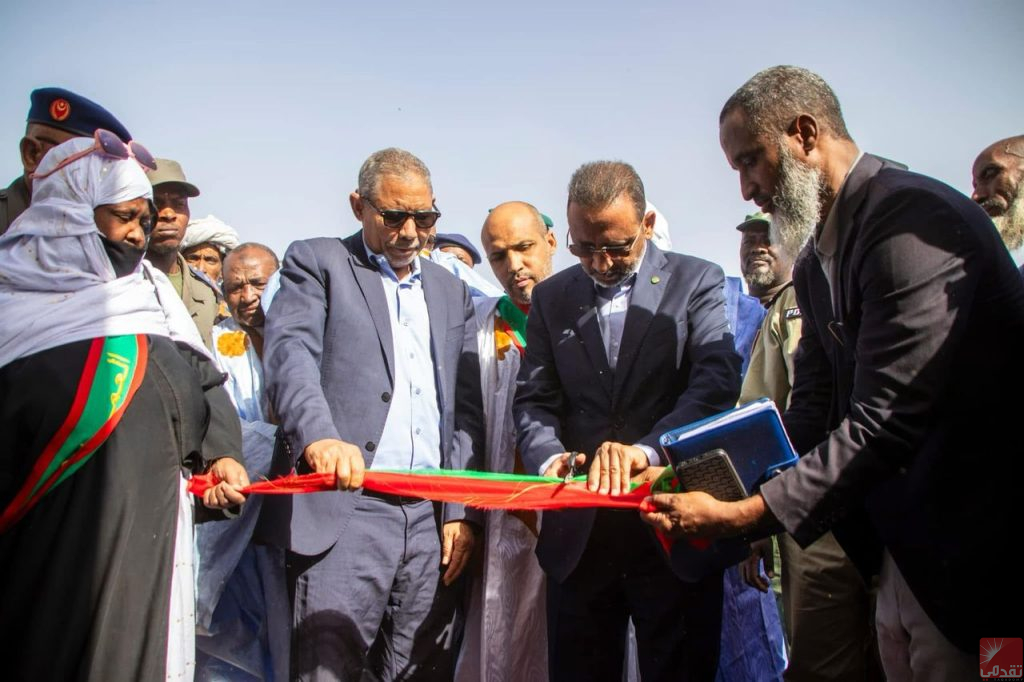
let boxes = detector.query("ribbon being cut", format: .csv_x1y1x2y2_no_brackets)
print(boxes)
189,468,661,512
188,467,715,570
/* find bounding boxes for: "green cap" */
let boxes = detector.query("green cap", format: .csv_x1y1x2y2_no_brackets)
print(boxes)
735,211,770,231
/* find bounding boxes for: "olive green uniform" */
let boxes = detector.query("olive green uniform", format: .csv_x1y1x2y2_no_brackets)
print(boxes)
741,283,880,681
172,252,222,350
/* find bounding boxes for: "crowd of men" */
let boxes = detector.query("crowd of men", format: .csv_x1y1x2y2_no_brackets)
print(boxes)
1,65,1022,682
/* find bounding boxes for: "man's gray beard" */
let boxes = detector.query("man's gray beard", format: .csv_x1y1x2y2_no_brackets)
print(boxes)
743,268,777,290
771,144,825,260
992,192,1024,251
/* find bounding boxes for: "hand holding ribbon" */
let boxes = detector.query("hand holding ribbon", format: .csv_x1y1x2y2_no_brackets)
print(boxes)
188,468,660,511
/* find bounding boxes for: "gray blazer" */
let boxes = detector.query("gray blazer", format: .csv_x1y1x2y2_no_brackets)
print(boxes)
256,232,484,556
514,242,741,582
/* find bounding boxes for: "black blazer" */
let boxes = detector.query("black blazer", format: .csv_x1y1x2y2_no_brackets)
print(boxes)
514,242,741,582
762,154,1024,651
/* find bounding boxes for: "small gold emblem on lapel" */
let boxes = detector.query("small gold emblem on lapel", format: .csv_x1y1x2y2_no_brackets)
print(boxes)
650,275,661,284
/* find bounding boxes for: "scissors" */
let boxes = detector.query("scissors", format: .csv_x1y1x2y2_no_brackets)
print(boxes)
563,451,584,484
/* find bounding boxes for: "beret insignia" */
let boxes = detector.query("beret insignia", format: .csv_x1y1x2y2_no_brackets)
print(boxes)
49,98,70,122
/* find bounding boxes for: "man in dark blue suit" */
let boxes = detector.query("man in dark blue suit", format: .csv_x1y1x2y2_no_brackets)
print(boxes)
258,148,484,681
642,66,1024,680
514,161,741,681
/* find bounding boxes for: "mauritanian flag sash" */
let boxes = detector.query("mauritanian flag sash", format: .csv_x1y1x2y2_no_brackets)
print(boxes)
0,335,148,534
494,295,527,355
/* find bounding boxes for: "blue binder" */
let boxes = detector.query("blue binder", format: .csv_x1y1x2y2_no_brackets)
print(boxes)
659,397,798,494
655,398,799,581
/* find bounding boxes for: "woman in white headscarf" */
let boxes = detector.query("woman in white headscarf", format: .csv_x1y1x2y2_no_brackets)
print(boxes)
0,135,249,682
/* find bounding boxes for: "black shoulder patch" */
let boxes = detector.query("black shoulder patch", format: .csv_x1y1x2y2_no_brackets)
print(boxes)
783,306,802,320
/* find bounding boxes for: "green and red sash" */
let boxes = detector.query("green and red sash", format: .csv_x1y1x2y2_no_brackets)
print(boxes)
495,296,528,356
0,335,148,534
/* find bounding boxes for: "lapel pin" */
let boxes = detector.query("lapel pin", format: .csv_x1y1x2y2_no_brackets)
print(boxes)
650,275,661,284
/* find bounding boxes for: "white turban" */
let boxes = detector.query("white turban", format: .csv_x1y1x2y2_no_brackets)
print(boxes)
0,137,208,367
181,214,240,255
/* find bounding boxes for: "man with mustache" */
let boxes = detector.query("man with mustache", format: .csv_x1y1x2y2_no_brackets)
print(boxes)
456,201,556,681
737,212,794,307
482,201,556,307
181,214,242,286
642,65,1024,680
736,213,880,681
146,158,221,348
258,147,484,681
972,135,1024,270
515,161,741,681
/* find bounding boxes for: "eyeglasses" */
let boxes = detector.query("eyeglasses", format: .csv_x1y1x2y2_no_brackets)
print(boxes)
363,197,441,230
31,129,157,180
566,227,642,258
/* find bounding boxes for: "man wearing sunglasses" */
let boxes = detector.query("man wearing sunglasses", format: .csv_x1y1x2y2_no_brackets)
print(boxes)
258,147,484,681
2,86,133,234
514,161,741,681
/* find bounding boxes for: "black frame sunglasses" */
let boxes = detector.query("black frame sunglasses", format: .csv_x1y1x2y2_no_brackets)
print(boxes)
565,227,642,258
363,198,441,230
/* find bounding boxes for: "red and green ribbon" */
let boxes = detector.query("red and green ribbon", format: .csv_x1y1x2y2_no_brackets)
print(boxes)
189,467,709,550
189,468,661,511
0,334,148,534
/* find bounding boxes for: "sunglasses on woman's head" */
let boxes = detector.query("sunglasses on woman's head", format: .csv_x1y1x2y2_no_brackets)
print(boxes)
30,129,157,180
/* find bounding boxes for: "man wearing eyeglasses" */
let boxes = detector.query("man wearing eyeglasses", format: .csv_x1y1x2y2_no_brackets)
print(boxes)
258,147,484,681
2,87,133,234
514,161,741,681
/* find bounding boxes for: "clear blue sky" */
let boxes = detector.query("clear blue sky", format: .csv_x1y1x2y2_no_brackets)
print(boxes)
2,0,1020,281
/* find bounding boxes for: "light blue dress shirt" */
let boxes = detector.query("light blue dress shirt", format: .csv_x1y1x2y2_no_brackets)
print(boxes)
363,241,442,470
595,275,635,370
592,248,658,466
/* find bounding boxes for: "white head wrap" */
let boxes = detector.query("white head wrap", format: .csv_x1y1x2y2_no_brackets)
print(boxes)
646,200,673,251
0,137,209,368
180,214,240,255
